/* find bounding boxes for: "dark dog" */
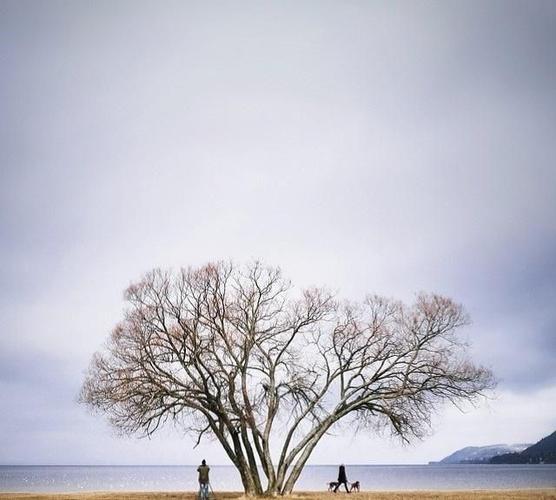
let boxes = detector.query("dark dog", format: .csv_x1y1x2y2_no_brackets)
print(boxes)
350,481,360,492
327,482,339,491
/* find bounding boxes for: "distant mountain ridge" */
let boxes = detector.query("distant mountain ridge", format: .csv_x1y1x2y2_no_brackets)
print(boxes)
433,430,556,465
490,430,556,464
433,443,531,464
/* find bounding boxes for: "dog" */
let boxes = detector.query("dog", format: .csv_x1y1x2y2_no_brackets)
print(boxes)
350,481,360,492
327,482,339,491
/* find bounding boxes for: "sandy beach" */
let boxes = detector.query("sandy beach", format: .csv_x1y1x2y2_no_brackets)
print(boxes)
1,491,555,500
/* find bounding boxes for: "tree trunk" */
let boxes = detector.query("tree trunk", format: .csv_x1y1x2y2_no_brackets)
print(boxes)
263,477,280,497
236,463,260,496
229,430,263,496
240,429,264,494
280,425,333,495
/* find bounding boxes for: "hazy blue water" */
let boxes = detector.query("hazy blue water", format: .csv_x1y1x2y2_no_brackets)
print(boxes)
1,464,555,493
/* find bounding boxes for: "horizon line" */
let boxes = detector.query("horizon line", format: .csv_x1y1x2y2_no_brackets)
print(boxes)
0,463,430,467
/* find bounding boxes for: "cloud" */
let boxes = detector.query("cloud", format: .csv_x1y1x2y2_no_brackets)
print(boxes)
1,0,555,464
454,240,556,391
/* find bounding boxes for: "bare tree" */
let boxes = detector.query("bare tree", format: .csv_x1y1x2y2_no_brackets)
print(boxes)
80,261,495,496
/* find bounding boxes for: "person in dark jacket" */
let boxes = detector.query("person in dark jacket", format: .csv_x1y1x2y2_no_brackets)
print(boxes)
197,459,210,499
333,464,350,493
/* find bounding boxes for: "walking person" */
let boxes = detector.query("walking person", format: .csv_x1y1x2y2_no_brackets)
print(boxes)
333,464,350,493
197,459,210,500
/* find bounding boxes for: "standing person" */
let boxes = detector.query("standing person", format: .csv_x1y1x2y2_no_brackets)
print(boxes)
197,459,210,500
333,464,350,493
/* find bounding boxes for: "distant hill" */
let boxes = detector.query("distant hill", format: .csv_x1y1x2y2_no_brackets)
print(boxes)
432,443,531,464
490,430,556,464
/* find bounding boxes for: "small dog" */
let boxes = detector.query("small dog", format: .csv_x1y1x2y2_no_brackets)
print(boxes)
350,481,360,492
327,482,339,491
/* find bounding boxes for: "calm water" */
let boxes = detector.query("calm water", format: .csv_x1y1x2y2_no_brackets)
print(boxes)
1,464,555,492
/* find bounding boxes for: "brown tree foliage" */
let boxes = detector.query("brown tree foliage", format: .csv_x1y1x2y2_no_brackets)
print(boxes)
80,261,495,496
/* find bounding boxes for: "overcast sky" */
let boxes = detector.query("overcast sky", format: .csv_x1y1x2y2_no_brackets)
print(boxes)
1,0,555,466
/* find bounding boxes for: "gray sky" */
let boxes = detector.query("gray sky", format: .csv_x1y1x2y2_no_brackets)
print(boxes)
1,0,555,465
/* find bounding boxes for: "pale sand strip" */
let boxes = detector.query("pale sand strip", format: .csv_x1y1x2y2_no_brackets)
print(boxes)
0,491,555,500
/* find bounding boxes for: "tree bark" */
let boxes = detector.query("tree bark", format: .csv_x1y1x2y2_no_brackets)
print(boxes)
280,423,334,495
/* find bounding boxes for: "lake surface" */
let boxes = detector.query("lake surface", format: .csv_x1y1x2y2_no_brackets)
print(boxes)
1,464,555,492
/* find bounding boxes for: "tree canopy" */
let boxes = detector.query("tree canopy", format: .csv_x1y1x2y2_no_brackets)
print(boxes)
80,261,495,495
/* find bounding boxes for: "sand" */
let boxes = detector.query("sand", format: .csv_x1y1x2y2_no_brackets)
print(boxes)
1,491,555,500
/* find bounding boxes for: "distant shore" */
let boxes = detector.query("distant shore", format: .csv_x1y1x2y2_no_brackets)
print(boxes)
1,490,555,500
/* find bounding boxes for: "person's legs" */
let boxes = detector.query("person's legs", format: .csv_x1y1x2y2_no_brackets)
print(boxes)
343,481,350,493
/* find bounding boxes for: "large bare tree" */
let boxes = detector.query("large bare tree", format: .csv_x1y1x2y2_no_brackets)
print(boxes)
80,261,494,496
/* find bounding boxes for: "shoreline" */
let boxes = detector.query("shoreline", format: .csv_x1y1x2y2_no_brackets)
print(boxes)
1,490,555,500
